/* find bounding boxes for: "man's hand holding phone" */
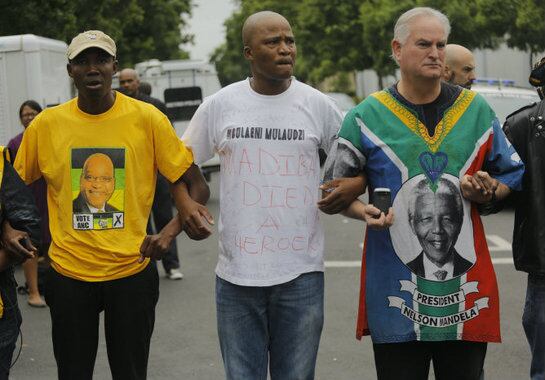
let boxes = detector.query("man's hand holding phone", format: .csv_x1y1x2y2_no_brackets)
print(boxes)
366,188,394,229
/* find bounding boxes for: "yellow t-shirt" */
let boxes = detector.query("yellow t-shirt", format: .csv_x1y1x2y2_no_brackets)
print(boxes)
14,92,193,281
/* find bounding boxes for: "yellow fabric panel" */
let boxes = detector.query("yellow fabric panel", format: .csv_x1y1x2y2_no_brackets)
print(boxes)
371,89,476,153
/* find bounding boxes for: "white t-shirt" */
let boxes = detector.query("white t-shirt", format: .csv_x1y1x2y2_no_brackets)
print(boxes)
183,78,343,286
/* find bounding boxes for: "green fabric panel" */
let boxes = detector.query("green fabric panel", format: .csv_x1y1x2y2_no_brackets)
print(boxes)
440,93,496,176
337,107,365,153
417,276,462,339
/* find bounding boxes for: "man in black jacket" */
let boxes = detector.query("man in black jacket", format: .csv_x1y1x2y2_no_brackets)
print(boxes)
503,57,545,380
0,146,41,379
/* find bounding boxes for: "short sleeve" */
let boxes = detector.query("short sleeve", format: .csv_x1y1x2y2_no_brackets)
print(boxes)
152,110,194,183
322,108,367,182
14,118,42,185
182,97,215,165
320,96,344,154
484,118,524,191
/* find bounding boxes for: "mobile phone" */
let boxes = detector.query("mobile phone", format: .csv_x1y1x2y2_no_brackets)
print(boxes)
372,188,391,216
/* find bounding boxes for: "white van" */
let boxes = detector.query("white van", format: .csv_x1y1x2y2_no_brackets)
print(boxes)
114,59,222,179
0,34,72,145
472,79,540,124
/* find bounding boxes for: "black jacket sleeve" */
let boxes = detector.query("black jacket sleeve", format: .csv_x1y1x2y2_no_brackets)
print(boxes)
0,150,41,246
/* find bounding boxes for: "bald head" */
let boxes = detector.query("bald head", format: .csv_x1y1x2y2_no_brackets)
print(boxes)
242,11,290,46
240,11,296,94
81,153,115,209
443,44,476,89
119,68,140,97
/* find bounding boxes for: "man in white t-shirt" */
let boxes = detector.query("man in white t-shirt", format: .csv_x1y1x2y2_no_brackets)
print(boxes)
183,10,360,380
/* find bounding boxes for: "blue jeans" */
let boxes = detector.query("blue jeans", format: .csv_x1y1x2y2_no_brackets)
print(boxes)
216,272,324,380
523,273,545,380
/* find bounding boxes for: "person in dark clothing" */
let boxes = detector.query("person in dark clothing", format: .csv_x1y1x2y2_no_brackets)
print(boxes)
119,69,168,114
139,81,152,96
502,57,545,380
119,68,183,280
7,100,47,308
0,146,41,379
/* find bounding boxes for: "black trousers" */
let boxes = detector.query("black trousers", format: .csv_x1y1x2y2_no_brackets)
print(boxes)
0,273,21,380
45,263,159,380
373,340,487,380
149,173,180,272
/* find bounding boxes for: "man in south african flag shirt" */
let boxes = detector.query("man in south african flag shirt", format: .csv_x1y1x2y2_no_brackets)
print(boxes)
322,7,524,380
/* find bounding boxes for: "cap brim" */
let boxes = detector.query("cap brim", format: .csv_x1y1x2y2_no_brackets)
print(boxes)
68,42,115,60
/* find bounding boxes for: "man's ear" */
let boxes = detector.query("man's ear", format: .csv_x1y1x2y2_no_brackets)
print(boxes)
391,40,402,63
113,59,118,75
243,45,252,61
67,63,73,78
443,64,452,81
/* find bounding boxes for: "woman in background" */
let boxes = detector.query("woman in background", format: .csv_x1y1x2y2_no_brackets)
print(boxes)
7,100,48,308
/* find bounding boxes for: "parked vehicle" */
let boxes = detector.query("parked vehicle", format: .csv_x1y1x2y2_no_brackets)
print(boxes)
0,34,72,144
472,79,540,124
114,59,222,180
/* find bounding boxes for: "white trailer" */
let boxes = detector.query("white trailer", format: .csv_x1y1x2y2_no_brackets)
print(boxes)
118,59,222,136
0,34,72,145
114,59,222,179
133,59,220,103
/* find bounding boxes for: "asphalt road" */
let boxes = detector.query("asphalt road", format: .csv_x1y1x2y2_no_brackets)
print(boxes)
10,175,529,379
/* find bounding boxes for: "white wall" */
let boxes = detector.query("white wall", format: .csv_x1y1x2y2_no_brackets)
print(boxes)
474,43,543,89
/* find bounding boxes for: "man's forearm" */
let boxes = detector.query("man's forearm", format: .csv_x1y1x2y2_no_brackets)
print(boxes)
160,214,184,238
340,199,366,221
171,164,210,205
171,180,198,211
185,178,210,205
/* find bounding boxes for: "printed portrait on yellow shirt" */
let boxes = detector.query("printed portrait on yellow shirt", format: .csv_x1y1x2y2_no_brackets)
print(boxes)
71,148,125,230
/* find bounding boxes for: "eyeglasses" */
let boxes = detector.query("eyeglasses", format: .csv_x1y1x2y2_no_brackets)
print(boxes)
83,175,113,183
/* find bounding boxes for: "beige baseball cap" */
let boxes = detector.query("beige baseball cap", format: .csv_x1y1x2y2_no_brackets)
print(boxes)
67,30,116,60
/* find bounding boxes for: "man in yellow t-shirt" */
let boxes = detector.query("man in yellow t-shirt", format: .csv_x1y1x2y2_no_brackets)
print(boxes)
13,30,214,380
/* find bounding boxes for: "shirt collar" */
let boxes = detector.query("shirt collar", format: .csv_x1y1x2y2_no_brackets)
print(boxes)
423,252,454,281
